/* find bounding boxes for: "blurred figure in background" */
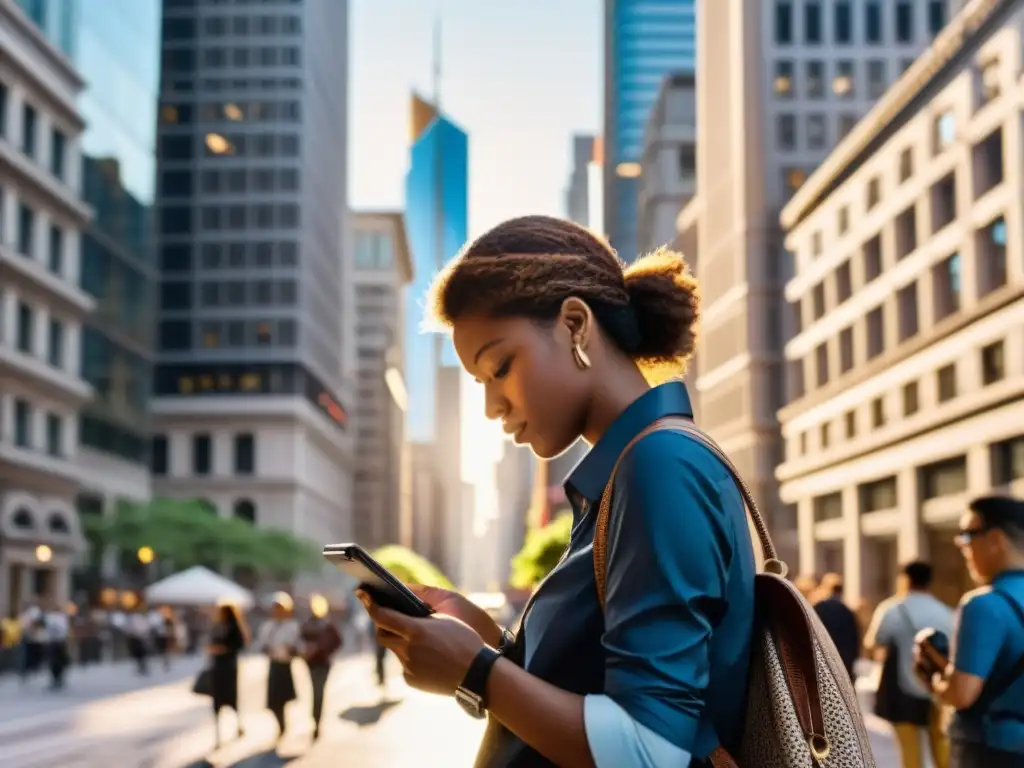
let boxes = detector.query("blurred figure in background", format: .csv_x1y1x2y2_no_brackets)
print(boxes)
866,561,953,768
795,574,819,602
43,599,70,690
813,573,861,681
916,496,1024,767
372,621,387,691
127,608,151,675
207,602,249,749
300,595,343,740
255,592,299,745
18,599,46,683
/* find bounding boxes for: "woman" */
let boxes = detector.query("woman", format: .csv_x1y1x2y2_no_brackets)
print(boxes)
255,593,300,743
207,602,249,748
359,216,757,767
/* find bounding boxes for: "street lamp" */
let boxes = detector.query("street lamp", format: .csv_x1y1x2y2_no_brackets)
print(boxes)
35,544,53,563
137,546,155,565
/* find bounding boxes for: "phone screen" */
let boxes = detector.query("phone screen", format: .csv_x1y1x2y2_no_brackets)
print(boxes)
323,545,433,618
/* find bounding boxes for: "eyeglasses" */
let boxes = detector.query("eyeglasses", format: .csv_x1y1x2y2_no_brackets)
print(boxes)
954,527,992,547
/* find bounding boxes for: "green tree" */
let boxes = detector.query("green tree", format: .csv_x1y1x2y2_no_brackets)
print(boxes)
510,512,573,590
371,545,455,589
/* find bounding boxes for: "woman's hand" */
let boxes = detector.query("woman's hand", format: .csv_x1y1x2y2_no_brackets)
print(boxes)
408,585,503,648
357,590,484,695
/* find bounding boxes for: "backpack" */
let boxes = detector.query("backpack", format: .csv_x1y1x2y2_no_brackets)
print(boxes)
593,417,876,767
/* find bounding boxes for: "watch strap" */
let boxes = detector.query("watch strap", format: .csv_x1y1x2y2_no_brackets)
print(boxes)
496,627,516,656
459,644,501,704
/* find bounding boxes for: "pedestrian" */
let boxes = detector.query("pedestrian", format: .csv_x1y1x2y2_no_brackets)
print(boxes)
43,600,70,690
127,609,151,675
206,602,249,749
18,599,46,683
915,495,1024,767
299,598,342,740
360,216,758,766
865,560,954,768
813,573,861,681
255,593,299,745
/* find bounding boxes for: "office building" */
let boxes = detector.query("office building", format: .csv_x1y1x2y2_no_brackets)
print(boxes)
565,134,595,226
13,0,75,58
150,0,355,555
351,211,413,550
638,72,695,255
604,0,695,262
71,2,161,567
0,0,90,615
777,0,1023,610
494,443,535,587
683,0,949,564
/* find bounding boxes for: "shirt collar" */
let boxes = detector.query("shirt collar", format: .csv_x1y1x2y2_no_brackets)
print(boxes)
565,380,694,503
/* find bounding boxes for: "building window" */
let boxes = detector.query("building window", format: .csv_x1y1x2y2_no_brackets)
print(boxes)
774,61,794,98
936,364,957,403
976,216,1007,295
48,225,63,274
806,61,825,99
783,167,807,198
18,203,34,256
992,437,1024,484
815,342,829,387
838,114,858,140
895,1,914,43
899,148,913,183
972,128,1003,199
806,114,827,149
775,2,793,44
50,129,65,180
833,61,854,98
867,60,887,99
804,1,822,44
835,261,852,303
844,410,856,439
820,422,830,449
46,414,62,457
777,114,796,151
234,499,256,523
14,399,31,447
0,83,6,138
22,103,36,158
837,206,849,235
838,326,853,372
933,252,961,320
17,302,33,353
192,434,212,475
866,177,881,210
151,435,168,475
897,282,918,341
834,1,852,44
934,111,955,153
903,381,919,416
930,173,957,233
48,319,63,368
863,235,882,282
871,397,886,428
927,0,946,36
860,476,897,513
894,205,917,259
813,493,842,523
865,1,883,44
234,433,255,475
812,283,825,320
980,58,1000,104
866,306,884,359
921,457,967,500
981,340,1005,385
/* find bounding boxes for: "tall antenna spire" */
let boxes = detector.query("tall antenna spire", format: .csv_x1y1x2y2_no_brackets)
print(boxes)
432,13,442,110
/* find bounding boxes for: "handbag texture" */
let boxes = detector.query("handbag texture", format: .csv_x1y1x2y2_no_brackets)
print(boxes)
593,416,877,768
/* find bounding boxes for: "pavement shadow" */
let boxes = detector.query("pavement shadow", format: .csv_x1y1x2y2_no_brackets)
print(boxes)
338,697,402,727
181,749,291,768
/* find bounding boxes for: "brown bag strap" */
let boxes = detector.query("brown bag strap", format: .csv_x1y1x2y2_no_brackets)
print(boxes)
593,416,786,607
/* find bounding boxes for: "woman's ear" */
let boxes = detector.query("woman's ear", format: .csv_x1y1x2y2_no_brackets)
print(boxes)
559,297,594,347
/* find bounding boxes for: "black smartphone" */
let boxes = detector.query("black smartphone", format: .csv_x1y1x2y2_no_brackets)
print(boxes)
323,543,434,618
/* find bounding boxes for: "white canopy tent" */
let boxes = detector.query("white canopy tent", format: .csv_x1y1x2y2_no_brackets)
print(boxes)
145,565,255,609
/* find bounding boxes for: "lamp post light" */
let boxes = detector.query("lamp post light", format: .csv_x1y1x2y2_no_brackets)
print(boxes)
35,544,53,564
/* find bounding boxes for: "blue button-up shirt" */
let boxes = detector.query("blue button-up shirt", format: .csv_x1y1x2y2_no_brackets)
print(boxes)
487,381,755,767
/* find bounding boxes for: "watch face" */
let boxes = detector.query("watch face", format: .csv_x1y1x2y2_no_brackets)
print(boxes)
455,687,486,719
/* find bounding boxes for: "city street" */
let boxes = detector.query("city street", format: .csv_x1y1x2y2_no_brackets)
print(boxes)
0,651,909,767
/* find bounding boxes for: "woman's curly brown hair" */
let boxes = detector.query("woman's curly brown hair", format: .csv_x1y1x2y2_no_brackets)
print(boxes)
427,215,699,374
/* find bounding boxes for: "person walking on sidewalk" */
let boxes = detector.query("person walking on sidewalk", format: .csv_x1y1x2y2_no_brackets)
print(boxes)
915,495,1024,767
43,599,71,690
255,593,300,746
813,573,861,681
299,598,342,741
207,602,249,749
865,560,954,768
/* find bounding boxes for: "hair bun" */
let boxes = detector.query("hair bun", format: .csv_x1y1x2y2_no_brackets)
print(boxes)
622,247,699,367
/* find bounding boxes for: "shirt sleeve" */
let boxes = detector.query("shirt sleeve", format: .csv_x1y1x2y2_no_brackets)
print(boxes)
864,603,893,649
952,594,1004,681
586,430,734,761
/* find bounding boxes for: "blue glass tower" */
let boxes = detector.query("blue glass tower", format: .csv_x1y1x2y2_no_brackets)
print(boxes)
404,94,469,443
604,0,696,262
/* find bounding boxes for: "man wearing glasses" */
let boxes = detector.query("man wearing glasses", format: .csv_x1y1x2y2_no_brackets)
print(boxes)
915,495,1024,767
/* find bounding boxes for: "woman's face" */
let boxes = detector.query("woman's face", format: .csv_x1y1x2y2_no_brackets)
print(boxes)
453,313,590,459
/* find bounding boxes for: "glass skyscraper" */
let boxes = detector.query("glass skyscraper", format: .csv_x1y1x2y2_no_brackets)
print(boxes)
604,0,695,262
404,94,468,444
15,0,77,57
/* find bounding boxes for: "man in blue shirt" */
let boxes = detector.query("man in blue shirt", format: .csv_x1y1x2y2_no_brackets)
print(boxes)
915,495,1024,767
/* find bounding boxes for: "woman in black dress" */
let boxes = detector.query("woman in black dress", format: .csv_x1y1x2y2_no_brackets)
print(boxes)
255,593,299,744
208,602,249,748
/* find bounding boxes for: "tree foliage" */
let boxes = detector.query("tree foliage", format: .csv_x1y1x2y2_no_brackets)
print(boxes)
83,498,321,578
371,545,455,589
510,513,573,590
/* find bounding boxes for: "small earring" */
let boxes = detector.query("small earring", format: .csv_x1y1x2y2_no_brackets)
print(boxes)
572,343,591,370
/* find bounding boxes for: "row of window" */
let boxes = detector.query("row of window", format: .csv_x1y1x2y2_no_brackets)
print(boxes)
158,317,296,352
354,232,395,270
7,300,67,369
810,434,1024,523
6,398,65,458
161,240,299,273
161,278,298,310
162,13,301,40
774,1,945,48
150,432,255,477
0,190,65,275
774,58,901,103
161,100,302,127
159,203,300,236
159,132,299,163
162,166,299,198
795,336,1009,460
0,83,68,181
162,77,302,95
161,45,301,74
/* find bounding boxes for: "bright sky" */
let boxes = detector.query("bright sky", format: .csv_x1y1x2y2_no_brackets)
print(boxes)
349,0,601,234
